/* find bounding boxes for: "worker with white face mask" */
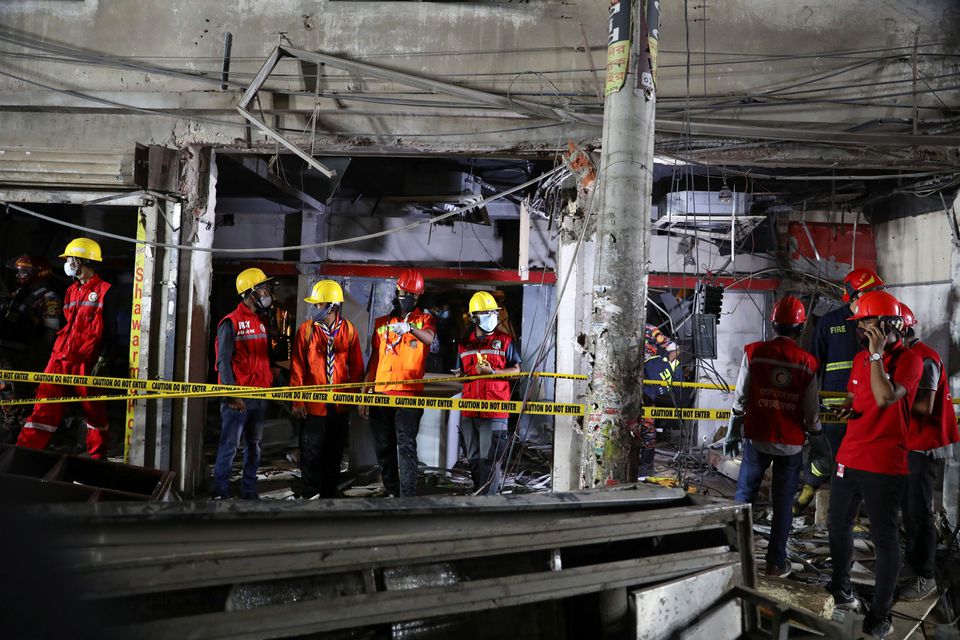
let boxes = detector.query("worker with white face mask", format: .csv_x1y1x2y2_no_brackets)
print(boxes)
457,291,521,495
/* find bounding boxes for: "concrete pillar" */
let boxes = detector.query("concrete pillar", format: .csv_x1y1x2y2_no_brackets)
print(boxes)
552,227,596,491
580,0,657,486
171,146,215,495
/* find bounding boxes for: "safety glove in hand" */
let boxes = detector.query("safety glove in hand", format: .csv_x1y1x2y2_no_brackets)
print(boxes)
388,322,411,335
723,412,744,457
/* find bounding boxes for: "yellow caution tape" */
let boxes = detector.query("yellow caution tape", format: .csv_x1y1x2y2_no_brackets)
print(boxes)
641,379,734,391
639,407,857,425
0,369,585,416
0,368,584,394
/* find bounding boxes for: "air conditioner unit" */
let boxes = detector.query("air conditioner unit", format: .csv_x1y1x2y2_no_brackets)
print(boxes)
658,190,751,219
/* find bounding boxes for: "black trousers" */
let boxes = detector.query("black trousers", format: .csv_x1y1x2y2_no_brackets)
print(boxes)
828,466,904,617
370,406,423,497
299,411,349,498
903,451,938,579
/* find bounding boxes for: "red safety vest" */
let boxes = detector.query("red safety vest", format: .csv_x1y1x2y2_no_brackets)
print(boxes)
907,340,959,451
51,275,111,365
216,303,272,388
742,338,818,445
458,330,515,419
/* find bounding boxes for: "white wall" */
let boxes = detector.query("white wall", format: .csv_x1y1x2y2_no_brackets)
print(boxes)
874,210,954,370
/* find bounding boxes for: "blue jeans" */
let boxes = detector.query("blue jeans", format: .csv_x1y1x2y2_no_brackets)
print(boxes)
213,399,266,498
460,418,510,495
735,439,802,569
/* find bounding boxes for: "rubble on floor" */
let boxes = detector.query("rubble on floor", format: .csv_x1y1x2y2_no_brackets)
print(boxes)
705,447,960,639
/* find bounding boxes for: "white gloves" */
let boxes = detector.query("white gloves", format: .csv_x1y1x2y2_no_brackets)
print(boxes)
388,321,411,335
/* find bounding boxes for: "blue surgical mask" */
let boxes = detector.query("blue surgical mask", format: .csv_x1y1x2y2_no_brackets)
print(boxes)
312,303,337,323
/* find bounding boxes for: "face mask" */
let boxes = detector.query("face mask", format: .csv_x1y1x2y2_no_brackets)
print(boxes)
477,313,498,333
856,327,870,349
437,309,450,320
397,295,416,314
63,261,78,278
312,303,336,323
256,294,273,311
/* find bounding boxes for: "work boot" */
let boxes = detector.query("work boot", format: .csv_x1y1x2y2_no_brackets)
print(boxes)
792,483,815,515
862,613,893,639
637,448,655,478
764,563,791,578
899,576,936,601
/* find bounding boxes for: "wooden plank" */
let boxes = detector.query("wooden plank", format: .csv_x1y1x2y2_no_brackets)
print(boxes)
122,548,741,639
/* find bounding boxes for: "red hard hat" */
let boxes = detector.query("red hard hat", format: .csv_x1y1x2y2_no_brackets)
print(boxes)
770,295,806,325
396,268,425,295
12,255,51,282
899,302,917,328
849,290,901,320
842,268,883,304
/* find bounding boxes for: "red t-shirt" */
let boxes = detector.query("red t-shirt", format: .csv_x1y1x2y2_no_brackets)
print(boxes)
837,342,922,475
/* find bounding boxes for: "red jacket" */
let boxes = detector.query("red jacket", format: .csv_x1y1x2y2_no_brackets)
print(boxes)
907,340,959,451
459,330,518,419
742,338,818,445
52,275,111,365
290,318,364,416
216,303,272,388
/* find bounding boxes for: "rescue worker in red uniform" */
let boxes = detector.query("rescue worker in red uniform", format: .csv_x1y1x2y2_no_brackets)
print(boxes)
362,269,436,497
212,268,275,500
17,238,116,458
457,291,521,495
898,303,959,601
828,291,923,639
290,280,364,498
795,268,885,514
724,296,827,577
1,255,63,443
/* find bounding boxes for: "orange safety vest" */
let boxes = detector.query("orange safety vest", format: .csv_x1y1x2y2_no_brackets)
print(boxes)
370,309,436,395
290,317,364,416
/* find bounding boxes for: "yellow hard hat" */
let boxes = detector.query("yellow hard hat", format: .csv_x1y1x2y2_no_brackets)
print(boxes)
304,279,344,304
469,291,500,314
59,237,102,262
236,267,271,295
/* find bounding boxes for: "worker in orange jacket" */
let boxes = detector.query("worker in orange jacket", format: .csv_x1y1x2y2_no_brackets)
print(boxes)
361,269,436,497
290,280,364,498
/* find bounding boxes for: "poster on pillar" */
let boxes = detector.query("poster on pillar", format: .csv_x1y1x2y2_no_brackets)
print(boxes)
124,213,146,463
605,0,631,96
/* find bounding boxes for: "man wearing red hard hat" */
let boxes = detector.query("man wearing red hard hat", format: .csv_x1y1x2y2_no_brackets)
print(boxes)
724,296,827,578
795,268,885,514
898,303,959,602
828,291,923,639
362,268,436,497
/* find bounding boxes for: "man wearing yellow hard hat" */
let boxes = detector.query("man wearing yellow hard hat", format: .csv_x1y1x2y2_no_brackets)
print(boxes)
290,279,364,498
211,267,275,500
457,291,520,494
18,237,117,459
